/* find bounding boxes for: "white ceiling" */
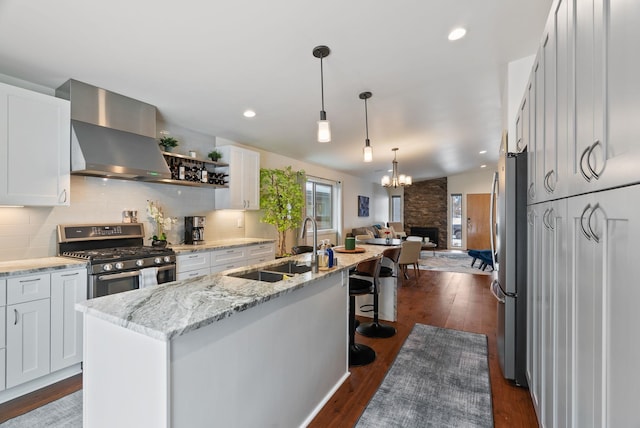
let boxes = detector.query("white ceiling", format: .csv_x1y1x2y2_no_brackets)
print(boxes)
0,0,552,183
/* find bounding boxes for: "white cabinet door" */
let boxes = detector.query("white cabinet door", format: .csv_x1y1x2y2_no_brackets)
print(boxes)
526,205,542,417
210,247,246,267
568,184,640,427
0,349,5,392
570,0,640,195
176,268,211,281
6,299,50,388
0,82,70,206
215,146,260,210
526,71,538,205
51,269,87,372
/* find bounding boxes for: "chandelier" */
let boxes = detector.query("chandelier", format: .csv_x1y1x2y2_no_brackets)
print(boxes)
381,148,412,188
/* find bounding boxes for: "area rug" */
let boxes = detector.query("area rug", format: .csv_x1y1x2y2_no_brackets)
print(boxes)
418,251,491,276
355,324,493,428
0,390,82,427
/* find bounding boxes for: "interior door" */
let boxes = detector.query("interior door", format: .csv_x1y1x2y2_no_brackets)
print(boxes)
466,193,491,249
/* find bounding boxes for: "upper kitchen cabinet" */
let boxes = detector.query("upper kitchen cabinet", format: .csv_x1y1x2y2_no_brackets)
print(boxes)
570,0,640,195
0,82,70,206
215,145,260,210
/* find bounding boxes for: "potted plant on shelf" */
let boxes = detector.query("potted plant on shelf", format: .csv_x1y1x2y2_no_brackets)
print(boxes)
159,136,179,152
259,166,306,257
207,149,222,162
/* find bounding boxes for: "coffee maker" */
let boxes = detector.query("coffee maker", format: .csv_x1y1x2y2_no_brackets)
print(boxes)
185,216,206,245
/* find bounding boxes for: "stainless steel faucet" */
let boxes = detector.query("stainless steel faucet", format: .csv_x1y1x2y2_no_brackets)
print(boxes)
300,216,318,273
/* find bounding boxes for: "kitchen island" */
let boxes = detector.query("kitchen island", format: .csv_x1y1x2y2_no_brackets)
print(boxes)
77,246,384,428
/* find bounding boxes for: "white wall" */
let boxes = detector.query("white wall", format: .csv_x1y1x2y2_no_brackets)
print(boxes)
447,168,497,250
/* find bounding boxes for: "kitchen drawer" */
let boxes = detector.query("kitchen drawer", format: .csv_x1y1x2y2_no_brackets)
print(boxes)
210,261,245,274
247,255,273,266
176,252,211,273
0,307,5,348
7,273,51,305
176,267,210,281
246,243,275,260
0,279,5,306
210,247,246,267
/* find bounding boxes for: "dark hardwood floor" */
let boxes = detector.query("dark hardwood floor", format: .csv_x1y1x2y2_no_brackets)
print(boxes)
0,268,538,427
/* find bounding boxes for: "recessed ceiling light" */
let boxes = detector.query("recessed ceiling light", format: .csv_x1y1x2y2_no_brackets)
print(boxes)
243,110,256,118
480,164,487,168
479,150,487,154
448,27,467,41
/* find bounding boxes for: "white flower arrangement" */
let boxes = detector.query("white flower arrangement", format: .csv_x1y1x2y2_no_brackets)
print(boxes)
147,200,176,241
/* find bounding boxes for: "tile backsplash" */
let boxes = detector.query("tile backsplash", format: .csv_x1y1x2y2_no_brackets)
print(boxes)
0,175,247,261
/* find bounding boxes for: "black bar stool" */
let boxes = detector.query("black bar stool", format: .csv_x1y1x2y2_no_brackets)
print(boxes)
348,255,381,366
356,247,400,338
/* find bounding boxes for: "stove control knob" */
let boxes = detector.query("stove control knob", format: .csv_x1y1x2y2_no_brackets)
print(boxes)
115,262,124,270
163,256,172,263
103,264,113,272
136,259,144,267
154,257,162,264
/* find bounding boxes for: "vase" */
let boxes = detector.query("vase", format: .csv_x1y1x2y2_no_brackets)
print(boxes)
385,237,391,245
163,146,173,153
152,239,168,248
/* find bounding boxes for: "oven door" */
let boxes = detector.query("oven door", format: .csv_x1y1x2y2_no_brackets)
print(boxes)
89,264,176,299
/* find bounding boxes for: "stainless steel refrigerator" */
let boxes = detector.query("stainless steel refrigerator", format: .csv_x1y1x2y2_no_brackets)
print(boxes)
489,150,528,386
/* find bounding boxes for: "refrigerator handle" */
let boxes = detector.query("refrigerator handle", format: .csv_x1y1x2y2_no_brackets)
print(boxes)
490,279,506,303
489,171,498,269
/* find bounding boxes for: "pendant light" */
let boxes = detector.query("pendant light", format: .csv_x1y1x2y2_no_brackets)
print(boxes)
359,91,373,162
381,148,412,188
313,45,331,143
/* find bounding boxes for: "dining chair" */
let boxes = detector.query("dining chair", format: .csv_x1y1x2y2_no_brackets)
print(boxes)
398,240,422,280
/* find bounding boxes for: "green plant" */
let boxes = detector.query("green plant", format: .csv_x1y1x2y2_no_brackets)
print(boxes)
260,166,306,257
158,136,179,149
208,149,222,161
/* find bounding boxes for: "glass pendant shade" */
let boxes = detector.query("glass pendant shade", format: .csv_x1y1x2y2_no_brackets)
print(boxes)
381,175,391,186
317,118,331,143
363,142,373,162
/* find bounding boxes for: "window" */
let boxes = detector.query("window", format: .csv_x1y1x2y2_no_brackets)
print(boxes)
391,195,402,222
451,194,462,247
306,179,334,231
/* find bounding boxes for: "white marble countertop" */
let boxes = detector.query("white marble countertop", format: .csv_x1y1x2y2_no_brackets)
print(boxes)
170,238,276,254
0,257,88,278
76,245,386,342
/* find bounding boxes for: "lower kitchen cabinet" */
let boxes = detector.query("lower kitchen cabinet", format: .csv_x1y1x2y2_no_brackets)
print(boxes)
51,269,87,372
6,299,50,389
177,243,275,278
530,184,640,427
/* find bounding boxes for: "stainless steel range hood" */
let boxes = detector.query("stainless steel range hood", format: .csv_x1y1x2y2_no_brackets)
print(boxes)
56,79,171,180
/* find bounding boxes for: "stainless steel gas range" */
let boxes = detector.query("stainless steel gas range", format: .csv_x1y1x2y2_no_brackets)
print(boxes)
57,223,176,299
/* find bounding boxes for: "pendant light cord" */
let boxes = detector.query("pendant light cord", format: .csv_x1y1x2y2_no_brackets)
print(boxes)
364,97,369,140
320,55,325,112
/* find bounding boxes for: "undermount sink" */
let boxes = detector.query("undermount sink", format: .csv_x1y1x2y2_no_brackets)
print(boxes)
227,261,312,282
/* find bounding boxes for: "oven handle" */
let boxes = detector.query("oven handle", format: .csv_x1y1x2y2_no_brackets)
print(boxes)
97,264,175,281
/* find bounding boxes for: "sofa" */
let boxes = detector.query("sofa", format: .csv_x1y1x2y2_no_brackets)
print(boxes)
351,224,404,240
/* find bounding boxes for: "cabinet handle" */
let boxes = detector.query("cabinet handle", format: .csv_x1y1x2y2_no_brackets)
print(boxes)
544,170,556,193
61,272,79,277
547,208,555,230
19,278,41,284
587,203,600,243
61,188,68,203
586,140,602,180
542,209,550,229
188,255,199,259
14,309,18,325
528,183,535,200
579,146,592,182
580,204,592,240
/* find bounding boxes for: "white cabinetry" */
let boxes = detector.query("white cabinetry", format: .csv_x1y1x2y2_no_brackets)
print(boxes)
215,146,260,210
176,252,211,281
0,82,70,206
176,243,275,279
5,274,51,389
524,0,640,425
0,279,5,392
50,269,86,372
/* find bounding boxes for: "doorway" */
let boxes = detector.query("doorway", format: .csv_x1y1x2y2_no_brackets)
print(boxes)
466,193,491,249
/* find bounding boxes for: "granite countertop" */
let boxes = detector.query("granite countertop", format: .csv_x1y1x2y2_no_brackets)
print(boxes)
76,245,386,342
170,238,276,254
0,257,88,278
